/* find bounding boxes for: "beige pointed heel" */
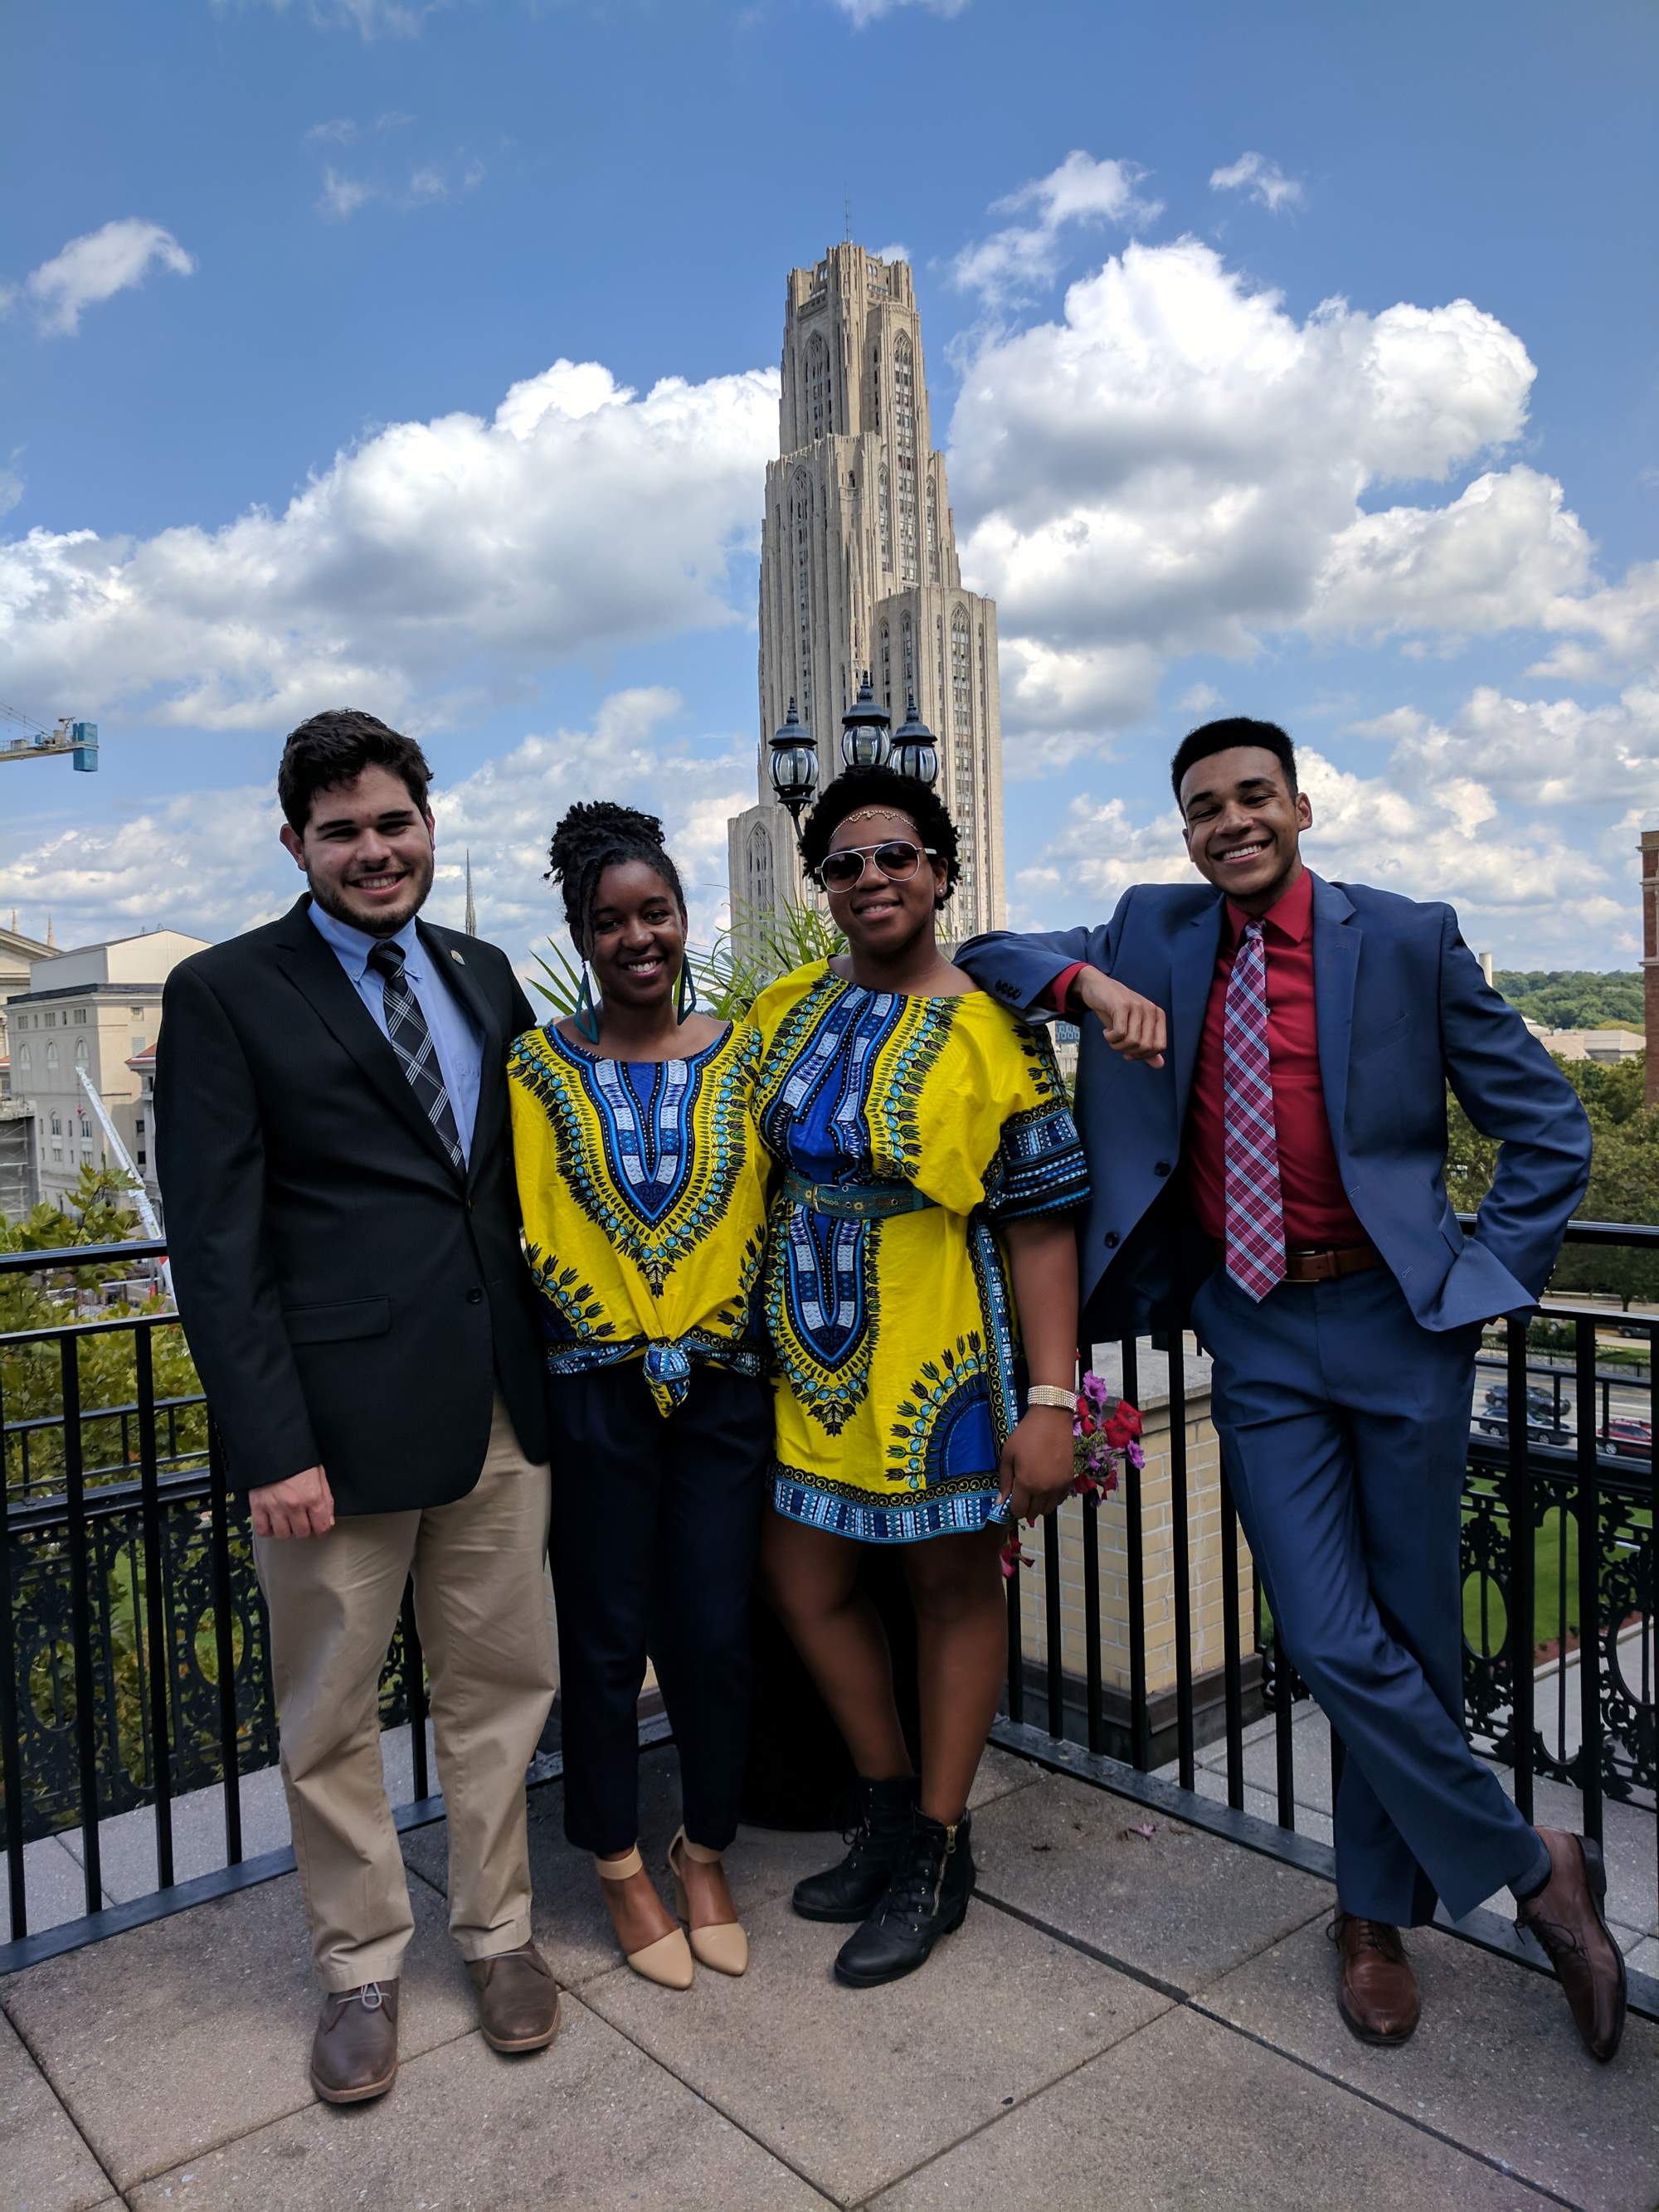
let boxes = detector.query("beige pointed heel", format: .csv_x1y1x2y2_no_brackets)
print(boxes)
668,1827,749,1977
596,1847,694,1990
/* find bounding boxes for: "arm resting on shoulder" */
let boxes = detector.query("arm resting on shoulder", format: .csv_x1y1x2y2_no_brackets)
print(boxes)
1440,912,1593,1301
154,965,324,1493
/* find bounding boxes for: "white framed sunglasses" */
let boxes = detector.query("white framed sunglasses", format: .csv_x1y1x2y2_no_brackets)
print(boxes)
815,839,939,892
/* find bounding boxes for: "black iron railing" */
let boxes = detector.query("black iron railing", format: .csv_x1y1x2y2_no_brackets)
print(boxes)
2,1228,1656,2019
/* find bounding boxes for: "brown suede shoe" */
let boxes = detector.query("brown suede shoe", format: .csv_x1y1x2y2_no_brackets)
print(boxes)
1515,1830,1626,2063
1330,1914,1421,2046
309,1980,399,2104
467,1941,562,2054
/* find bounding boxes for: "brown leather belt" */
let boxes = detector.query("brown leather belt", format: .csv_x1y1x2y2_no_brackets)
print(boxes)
1214,1241,1379,1284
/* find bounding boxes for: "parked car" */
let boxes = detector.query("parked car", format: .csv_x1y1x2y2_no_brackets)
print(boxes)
1601,1416,1653,1460
1477,1383,1572,1443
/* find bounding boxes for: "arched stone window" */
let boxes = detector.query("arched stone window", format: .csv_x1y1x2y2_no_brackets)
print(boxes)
747,821,775,916
792,471,814,719
901,612,915,698
927,482,939,581
878,462,891,570
951,608,972,732
879,620,892,707
46,1040,59,1073
75,1038,89,1067
805,333,833,440
894,335,917,582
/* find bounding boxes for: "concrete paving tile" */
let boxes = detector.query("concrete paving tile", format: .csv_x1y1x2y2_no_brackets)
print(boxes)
0,1837,99,1947
971,1770,1332,1992
129,2000,830,2212
3,1868,475,2190
870,2005,1554,2211
1164,1760,1336,1850
1198,1703,1335,1813
0,2010,112,2212
1202,1914,1659,2212
966,1744,1039,1811
581,1879,1168,2206
404,1746,837,1992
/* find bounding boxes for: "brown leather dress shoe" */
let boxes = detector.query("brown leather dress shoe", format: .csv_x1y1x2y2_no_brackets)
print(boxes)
309,1980,399,2104
1330,1914,1421,2045
1515,1830,1626,2063
467,1941,562,2054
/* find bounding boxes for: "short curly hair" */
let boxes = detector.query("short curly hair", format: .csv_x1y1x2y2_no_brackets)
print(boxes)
798,766,961,912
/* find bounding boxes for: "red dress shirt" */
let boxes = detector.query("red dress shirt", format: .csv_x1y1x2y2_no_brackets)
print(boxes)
1057,868,1365,1249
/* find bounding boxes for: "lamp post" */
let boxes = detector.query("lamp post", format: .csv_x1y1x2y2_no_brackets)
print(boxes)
839,671,892,771
767,698,817,827
890,693,938,786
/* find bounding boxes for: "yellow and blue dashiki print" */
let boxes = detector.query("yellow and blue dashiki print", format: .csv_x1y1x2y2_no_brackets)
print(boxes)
750,962,1091,1543
508,1021,770,1417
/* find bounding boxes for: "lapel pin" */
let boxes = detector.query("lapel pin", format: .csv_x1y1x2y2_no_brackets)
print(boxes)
451,949,466,965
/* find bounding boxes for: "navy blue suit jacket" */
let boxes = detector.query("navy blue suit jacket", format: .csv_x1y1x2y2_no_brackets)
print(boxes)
956,873,1592,1336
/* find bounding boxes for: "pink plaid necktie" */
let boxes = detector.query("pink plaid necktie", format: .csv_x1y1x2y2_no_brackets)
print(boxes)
1222,919,1286,1301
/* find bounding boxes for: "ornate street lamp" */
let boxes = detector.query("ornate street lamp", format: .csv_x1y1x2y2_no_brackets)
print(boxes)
768,698,818,826
839,671,892,771
890,693,939,788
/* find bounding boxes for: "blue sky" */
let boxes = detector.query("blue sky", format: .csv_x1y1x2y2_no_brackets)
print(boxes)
3,0,1656,975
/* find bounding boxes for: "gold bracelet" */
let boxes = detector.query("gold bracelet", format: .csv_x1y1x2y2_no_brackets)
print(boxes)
1025,1383,1077,1412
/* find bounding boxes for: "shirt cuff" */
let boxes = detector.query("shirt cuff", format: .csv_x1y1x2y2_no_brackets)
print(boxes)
1048,962,1086,1014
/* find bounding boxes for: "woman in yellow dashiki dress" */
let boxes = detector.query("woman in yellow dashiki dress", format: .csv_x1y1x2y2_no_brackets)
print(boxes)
509,803,768,1991
753,765,1091,1989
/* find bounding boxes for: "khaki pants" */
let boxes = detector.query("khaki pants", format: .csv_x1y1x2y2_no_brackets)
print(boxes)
255,1398,556,1991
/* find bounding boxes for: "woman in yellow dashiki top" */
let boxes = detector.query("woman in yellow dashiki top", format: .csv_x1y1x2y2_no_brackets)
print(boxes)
508,803,769,1992
753,765,1091,1991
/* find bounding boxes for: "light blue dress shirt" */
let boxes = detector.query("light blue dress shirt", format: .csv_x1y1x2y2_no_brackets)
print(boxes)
309,902,483,1164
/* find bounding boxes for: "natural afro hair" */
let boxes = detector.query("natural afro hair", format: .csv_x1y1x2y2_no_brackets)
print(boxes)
798,766,961,912
545,800,687,953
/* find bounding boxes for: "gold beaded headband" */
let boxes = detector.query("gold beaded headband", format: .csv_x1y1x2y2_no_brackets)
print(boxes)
837,807,919,830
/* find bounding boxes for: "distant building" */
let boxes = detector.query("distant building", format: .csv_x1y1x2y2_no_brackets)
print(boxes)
6,929,209,1213
1643,826,1658,1107
1527,1025,1647,1067
0,921,55,1092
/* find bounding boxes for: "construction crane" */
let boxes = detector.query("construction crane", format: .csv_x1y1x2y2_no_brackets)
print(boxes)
0,703,99,771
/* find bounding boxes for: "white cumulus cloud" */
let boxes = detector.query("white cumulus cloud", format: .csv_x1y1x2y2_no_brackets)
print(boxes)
950,153,1162,308
1209,151,1306,213
12,219,196,338
0,357,778,729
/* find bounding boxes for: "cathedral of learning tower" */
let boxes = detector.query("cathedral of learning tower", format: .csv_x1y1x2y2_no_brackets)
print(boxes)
727,243,1006,941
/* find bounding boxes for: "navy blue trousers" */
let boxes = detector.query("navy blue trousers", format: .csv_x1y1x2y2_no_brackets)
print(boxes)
547,1363,769,1858
1191,1264,1547,1924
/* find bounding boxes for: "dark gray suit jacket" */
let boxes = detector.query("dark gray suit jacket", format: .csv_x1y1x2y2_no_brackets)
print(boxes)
154,895,548,1512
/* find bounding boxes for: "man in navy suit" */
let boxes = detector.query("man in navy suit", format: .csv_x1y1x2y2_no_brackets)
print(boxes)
956,717,1624,2061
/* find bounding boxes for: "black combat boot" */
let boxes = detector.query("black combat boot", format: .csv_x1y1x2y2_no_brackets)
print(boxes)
792,1774,918,1923
832,1807,975,1987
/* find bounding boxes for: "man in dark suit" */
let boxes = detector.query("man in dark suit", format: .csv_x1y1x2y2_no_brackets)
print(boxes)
955,717,1625,2063
155,714,560,2104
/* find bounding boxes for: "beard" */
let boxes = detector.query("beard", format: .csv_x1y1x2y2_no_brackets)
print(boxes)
306,847,435,938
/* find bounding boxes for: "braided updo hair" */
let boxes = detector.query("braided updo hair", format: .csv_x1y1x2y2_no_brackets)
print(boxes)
546,800,687,955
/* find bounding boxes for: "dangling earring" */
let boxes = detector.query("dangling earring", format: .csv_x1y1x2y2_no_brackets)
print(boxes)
676,962,699,1021
576,960,602,1044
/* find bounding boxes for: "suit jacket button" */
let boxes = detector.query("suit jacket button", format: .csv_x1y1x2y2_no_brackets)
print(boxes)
1103,1232,1120,1249
1154,1161,1171,1177
466,1287,484,1305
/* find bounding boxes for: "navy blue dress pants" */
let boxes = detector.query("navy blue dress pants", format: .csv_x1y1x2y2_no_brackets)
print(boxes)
547,1362,769,1858
1192,1263,1547,1924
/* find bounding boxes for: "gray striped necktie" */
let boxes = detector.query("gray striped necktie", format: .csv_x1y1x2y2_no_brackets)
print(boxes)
367,940,465,1170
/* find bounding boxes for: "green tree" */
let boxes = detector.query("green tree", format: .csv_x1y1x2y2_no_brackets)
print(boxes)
1447,1055,1659,1307
1492,970,1644,1031
2,1174,204,1498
